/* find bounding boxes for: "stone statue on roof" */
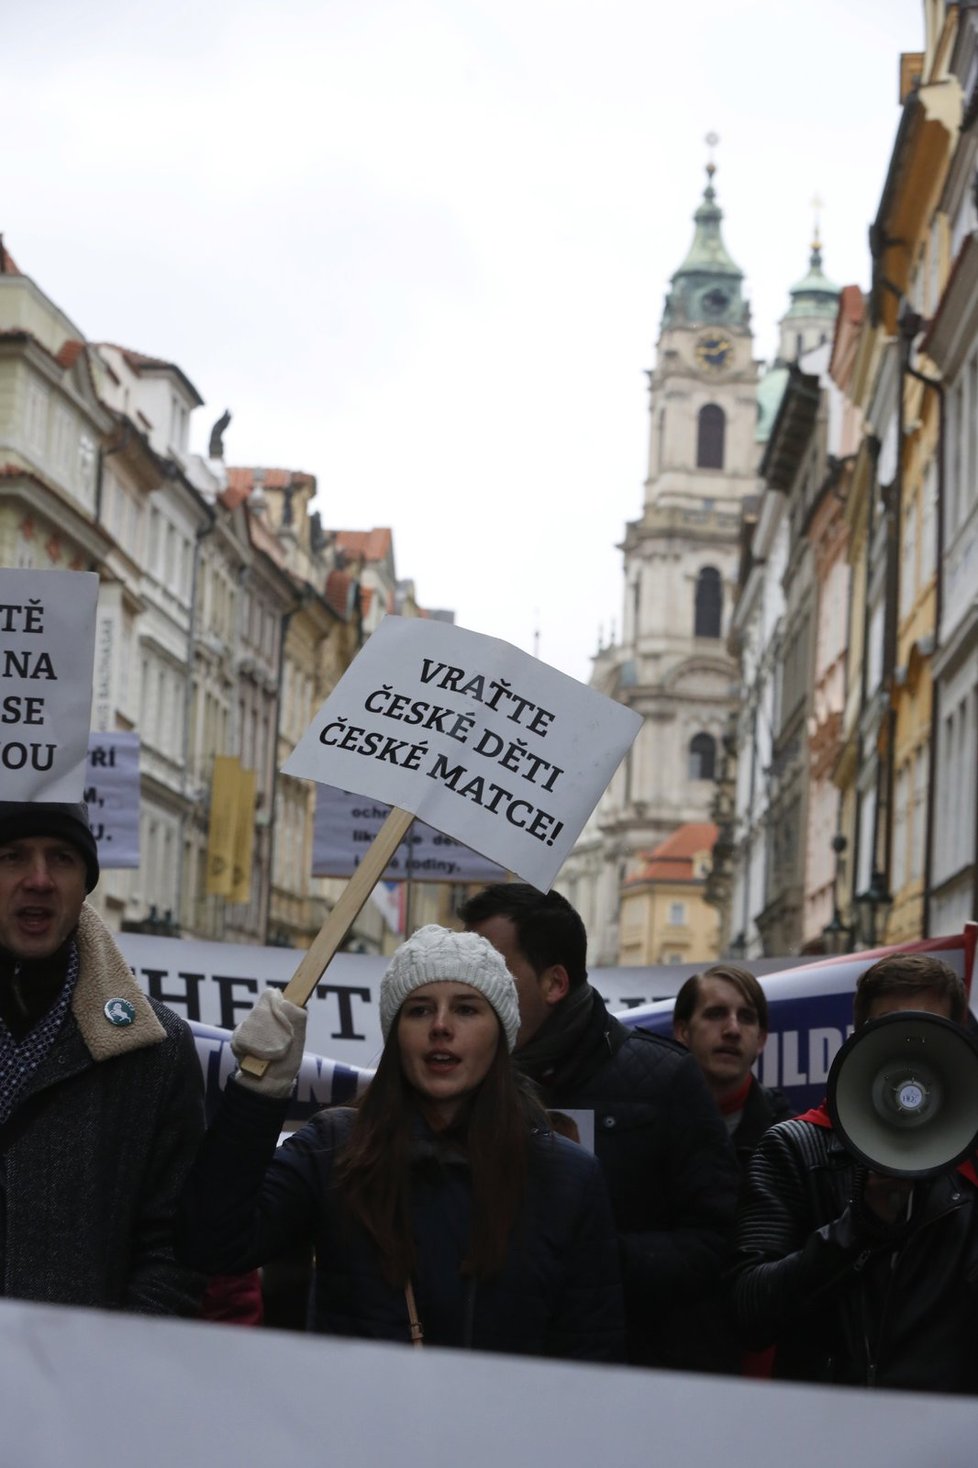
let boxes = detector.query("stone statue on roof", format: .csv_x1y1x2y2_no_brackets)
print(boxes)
208,408,232,460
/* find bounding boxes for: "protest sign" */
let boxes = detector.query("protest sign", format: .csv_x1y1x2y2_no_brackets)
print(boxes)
313,784,503,883
0,568,99,801
84,731,140,866
285,616,642,890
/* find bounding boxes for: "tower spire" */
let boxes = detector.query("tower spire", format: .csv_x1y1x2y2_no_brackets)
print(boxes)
661,137,749,332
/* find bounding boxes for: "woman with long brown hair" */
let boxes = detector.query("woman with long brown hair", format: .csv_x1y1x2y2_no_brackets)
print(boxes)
179,925,624,1359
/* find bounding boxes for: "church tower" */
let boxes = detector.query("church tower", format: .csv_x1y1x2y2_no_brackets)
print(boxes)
560,158,759,964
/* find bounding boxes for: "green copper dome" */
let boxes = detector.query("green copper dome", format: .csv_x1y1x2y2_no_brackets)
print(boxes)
662,163,750,331
783,239,840,321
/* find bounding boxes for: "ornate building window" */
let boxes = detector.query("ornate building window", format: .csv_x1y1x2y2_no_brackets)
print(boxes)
696,404,725,469
694,565,722,638
688,732,716,780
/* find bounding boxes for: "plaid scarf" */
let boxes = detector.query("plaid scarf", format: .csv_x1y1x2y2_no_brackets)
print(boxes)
0,943,79,1126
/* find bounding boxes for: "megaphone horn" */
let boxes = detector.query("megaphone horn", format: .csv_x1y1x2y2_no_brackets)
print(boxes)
827,1011,978,1178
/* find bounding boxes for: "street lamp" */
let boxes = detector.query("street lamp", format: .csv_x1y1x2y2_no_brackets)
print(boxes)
821,833,854,955
854,868,893,950
820,909,853,957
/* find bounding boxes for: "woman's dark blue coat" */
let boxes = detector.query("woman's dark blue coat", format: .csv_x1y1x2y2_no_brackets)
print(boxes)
179,1079,624,1361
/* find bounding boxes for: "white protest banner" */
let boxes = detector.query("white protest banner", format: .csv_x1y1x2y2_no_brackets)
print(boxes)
0,569,99,801
116,929,388,1068
285,617,642,890
84,731,140,866
313,784,504,883
1,1296,976,1468
115,929,709,1072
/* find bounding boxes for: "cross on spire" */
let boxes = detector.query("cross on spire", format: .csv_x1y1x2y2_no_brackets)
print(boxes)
811,192,825,249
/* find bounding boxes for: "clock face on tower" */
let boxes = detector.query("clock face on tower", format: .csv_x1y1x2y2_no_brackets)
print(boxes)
695,333,733,372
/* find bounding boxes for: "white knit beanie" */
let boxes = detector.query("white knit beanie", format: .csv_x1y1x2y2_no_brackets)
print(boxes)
379,924,520,1051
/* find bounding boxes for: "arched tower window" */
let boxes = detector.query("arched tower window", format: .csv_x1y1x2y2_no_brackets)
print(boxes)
696,404,725,469
688,733,716,781
694,565,722,638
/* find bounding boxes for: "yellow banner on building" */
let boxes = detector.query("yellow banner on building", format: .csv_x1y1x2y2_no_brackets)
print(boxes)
205,756,239,897
229,765,257,905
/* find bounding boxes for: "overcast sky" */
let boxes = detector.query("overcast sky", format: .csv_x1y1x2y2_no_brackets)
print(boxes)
5,0,923,682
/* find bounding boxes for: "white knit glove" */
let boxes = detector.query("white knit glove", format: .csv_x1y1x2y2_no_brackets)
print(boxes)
231,989,308,1099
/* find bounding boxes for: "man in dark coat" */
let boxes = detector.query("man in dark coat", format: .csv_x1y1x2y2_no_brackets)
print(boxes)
0,799,205,1313
733,953,978,1393
461,883,738,1370
673,963,793,1175
671,962,793,1374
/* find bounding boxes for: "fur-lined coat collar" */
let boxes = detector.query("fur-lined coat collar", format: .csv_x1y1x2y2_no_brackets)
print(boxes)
72,903,165,1062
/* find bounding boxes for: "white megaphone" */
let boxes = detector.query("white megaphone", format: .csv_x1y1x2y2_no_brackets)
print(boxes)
827,1011,978,1178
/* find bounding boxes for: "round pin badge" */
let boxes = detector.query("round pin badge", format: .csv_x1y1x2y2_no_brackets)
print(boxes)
104,998,136,1027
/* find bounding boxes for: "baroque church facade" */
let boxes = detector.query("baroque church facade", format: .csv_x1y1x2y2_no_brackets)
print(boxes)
559,164,839,965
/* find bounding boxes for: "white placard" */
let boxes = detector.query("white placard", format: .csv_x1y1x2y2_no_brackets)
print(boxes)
84,731,140,866
0,569,99,801
313,784,504,883
284,617,642,890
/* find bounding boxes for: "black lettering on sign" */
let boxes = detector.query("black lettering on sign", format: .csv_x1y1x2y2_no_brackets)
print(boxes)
315,983,371,1041
143,969,204,1022
213,974,259,1029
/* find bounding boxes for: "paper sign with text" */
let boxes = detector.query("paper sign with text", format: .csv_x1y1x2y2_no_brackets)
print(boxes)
283,617,642,889
85,731,140,867
313,784,504,883
0,568,99,801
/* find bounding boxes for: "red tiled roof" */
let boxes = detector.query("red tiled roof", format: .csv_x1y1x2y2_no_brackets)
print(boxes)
224,466,315,510
626,822,717,885
334,528,393,562
0,241,21,274
221,475,251,511
838,283,864,327
55,339,86,369
360,586,375,617
106,344,171,373
324,569,355,620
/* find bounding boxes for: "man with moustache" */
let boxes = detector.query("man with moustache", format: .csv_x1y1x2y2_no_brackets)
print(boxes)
0,799,204,1312
673,964,793,1174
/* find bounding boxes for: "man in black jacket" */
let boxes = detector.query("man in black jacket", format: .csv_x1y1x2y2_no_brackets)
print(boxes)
673,964,793,1175
461,883,738,1370
734,953,978,1392
0,799,205,1313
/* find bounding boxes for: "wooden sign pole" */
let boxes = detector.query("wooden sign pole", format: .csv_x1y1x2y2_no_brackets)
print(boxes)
238,806,415,1078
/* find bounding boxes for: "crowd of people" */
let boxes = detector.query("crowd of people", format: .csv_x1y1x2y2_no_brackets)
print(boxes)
1,797,976,1392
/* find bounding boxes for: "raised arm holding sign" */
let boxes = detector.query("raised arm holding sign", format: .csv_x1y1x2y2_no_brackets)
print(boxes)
239,617,641,1076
